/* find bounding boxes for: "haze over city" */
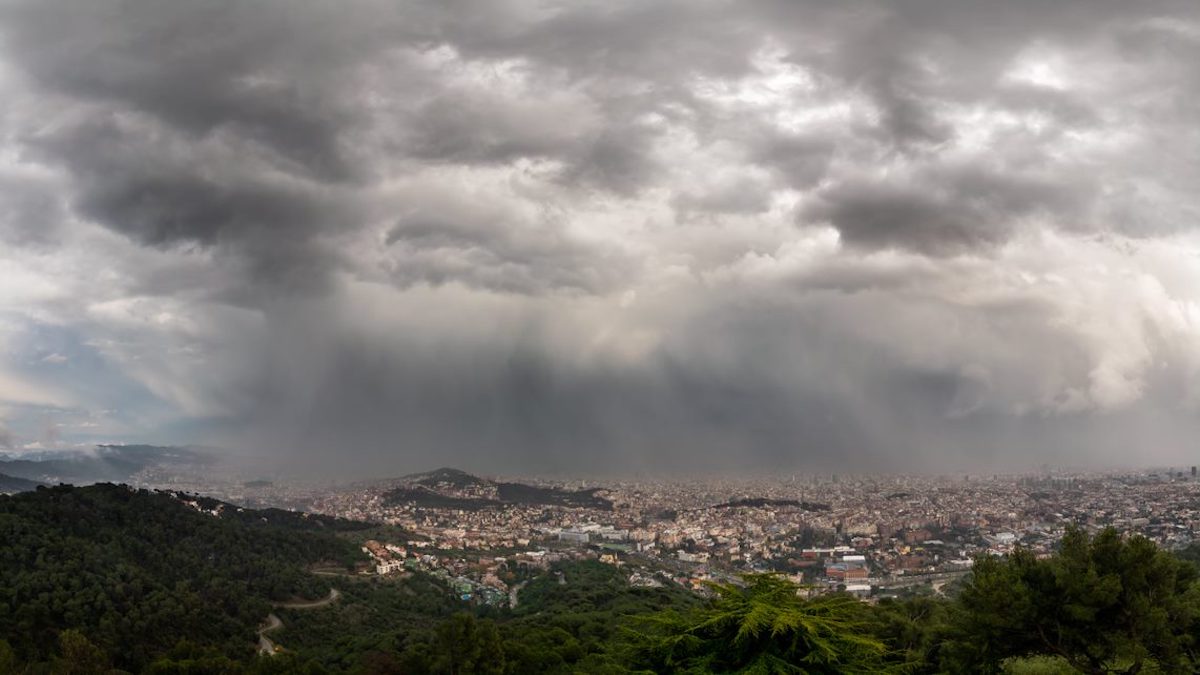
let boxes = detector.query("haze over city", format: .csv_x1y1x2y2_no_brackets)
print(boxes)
2,0,1200,476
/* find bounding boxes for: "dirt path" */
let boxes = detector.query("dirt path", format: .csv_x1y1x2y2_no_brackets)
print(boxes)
257,613,283,656
278,587,341,609
508,580,527,609
257,588,341,656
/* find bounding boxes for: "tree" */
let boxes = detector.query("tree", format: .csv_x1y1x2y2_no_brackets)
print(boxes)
944,526,1200,674
430,613,505,675
52,629,114,675
0,639,21,674
870,595,951,671
627,574,893,674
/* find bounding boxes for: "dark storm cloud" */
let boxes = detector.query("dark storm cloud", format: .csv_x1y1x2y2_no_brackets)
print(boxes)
19,113,360,292
400,81,663,194
745,133,836,191
405,92,574,165
672,177,773,218
802,165,1094,254
28,118,339,245
554,121,666,196
384,198,627,295
989,84,1098,128
1,0,1198,473
0,168,63,246
0,0,380,180
440,0,762,82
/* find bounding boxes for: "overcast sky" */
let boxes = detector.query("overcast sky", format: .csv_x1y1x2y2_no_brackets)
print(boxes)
1,0,1199,475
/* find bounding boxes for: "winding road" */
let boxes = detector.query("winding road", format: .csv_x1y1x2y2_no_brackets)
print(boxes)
508,580,527,609
257,588,341,656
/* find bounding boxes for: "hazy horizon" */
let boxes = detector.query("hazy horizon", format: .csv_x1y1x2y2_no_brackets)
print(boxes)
2,0,1199,476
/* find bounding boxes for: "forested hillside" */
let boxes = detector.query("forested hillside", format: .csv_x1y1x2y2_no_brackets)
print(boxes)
0,484,364,672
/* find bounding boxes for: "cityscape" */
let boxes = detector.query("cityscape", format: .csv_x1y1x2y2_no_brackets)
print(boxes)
125,462,1200,606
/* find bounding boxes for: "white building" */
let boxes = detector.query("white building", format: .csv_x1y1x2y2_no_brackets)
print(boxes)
376,560,404,575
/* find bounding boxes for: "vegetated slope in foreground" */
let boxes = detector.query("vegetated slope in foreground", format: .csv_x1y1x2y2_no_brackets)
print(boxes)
0,483,364,672
383,467,613,511
274,560,699,673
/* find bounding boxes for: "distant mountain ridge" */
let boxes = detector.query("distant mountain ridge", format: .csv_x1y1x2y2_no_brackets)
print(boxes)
0,472,44,494
385,467,613,511
0,444,211,485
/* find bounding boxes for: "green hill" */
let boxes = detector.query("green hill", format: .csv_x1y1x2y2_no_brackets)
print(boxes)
385,468,614,511
406,467,493,490
0,484,364,671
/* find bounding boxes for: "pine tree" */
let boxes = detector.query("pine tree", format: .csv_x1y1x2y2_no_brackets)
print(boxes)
627,574,894,674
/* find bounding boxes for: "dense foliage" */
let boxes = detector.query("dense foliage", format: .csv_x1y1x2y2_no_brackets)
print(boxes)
943,527,1200,674
272,574,464,672
497,560,698,672
274,560,698,673
0,484,363,671
626,574,890,674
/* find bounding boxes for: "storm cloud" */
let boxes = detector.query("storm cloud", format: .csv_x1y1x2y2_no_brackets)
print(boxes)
1,0,1199,475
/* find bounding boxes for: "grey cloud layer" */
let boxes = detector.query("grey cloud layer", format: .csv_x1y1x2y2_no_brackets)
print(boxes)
0,0,1198,474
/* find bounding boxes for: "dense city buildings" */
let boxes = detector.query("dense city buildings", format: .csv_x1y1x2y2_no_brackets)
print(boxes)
128,465,1200,604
